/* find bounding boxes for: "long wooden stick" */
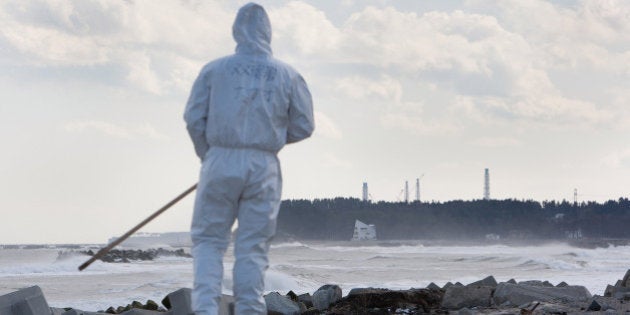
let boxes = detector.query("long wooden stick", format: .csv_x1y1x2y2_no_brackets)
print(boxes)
78,183,198,271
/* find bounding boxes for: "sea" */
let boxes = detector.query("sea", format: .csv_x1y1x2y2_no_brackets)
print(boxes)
0,241,628,311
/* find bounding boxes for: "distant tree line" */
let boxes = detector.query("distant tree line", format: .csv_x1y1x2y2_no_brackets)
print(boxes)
276,198,630,241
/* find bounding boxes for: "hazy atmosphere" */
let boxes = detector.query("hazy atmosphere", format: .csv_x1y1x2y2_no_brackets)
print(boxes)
1,0,629,244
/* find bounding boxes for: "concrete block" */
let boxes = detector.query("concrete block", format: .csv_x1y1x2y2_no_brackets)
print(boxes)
0,286,51,315
613,287,630,300
426,282,441,290
60,310,108,315
119,309,163,315
441,285,493,309
348,287,388,296
467,276,497,288
50,307,66,315
312,284,342,311
163,288,192,315
517,280,548,287
264,292,301,315
492,283,591,306
621,269,630,287
297,293,313,308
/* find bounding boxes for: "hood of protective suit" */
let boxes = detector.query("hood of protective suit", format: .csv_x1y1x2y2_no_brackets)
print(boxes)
233,3,272,55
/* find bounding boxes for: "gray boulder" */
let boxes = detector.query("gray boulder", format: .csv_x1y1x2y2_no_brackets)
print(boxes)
455,307,475,315
51,308,66,315
0,286,51,315
467,276,497,288
492,282,591,306
426,282,441,290
162,288,192,315
264,292,301,315
297,293,313,308
614,288,630,300
312,284,342,310
441,285,493,309
347,287,389,296
119,309,163,315
517,280,552,287
605,286,630,299
592,295,630,312
621,269,630,287
60,310,108,315
161,289,232,315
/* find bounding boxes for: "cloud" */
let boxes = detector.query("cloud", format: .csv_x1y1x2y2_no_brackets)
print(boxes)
0,1,234,92
472,137,520,148
321,152,352,169
269,1,341,56
325,3,628,130
63,120,168,141
381,114,460,135
334,75,402,102
2,0,630,131
314,111,342,140
601,149,630,169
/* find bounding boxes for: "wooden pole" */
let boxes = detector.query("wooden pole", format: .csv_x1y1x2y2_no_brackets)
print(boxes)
78,183,197,271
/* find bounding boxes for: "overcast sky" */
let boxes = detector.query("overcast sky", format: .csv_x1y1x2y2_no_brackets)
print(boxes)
1,0,629,244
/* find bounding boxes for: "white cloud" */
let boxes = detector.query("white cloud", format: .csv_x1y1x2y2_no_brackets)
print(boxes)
124,51,161,94
322,152,352,169
472,137,520,148
314,111,342,140
0,1,234,92
380,114,460,135
2,0,629,129
601,149,630,169
63,120,168,141
269,1,341,56
334,75,402,102
326,3,629,130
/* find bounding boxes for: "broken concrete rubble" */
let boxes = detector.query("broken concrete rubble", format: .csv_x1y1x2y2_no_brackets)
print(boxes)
311,284,342,311
492,282,591,306
4,269,630,314
264,292,303,315
0,286,50,315
441,285,494,309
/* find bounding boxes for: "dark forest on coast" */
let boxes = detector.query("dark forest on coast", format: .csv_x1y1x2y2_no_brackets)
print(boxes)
276,197,630,241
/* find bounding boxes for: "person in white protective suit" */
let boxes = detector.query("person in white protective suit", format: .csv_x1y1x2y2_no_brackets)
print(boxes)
184,2,314,315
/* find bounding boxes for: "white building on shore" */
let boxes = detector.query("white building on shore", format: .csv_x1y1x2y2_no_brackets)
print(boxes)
352,220,377,241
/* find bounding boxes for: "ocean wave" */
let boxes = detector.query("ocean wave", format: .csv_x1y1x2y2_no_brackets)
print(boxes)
310,244,426,255
0,254,103,276
270,241,311,249
515,257,587,271
366,255,395,260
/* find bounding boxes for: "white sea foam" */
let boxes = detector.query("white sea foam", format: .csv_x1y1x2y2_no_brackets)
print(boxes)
1,243,629,310
270,241,310,249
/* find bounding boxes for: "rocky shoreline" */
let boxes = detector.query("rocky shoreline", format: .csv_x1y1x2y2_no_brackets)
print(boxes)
3,269,630,314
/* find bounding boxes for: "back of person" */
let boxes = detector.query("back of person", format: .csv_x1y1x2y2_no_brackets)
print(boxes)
184,3,314,315
193,48,310,153
184,3,313,159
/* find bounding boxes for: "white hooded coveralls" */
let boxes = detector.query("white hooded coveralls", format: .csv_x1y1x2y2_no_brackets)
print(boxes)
184,3,314,315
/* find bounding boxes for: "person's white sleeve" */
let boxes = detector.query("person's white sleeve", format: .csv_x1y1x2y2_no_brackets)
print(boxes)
184,69,210,160
287,74,314,144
